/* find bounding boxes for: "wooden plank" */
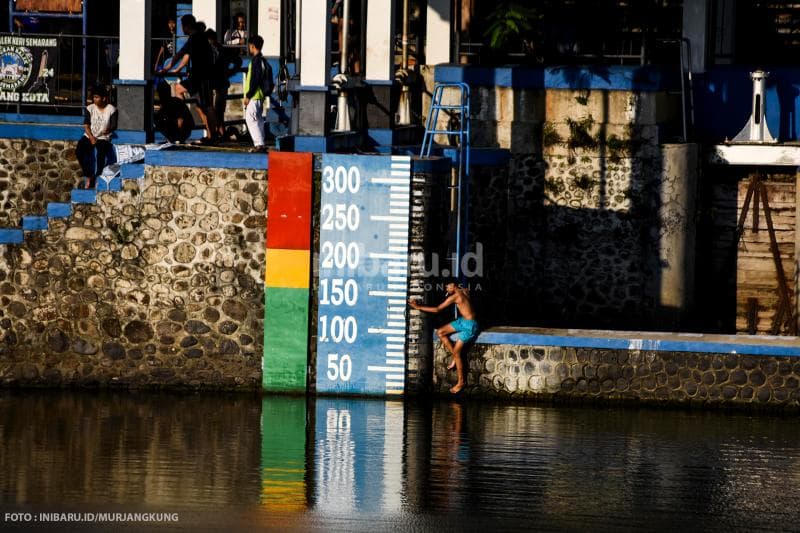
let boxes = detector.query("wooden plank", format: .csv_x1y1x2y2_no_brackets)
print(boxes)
740,231,795,244
16,0,81,12
739,270,796,284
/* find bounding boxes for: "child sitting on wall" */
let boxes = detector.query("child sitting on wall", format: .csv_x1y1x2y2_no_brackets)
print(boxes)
76,85,117,189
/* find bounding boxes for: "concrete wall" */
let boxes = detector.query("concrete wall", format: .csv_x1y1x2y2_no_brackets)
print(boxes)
435,337,800,408
0,156,266,389
432,71,696,331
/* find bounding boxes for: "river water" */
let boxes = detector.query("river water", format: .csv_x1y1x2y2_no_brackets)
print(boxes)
1,391,799,531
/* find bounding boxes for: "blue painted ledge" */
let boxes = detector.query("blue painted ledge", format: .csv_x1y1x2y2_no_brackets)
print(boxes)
70,189,97,204
22,216,48,231
0,229,23,244
47,203,72,218
120,163,144,179
0,123,80,141
475,328,800,358
145,149,268,170
95,177,123,192
434,64,677,91
0,113,82,125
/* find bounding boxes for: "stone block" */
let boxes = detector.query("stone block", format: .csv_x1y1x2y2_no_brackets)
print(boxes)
495,87,545,123
542,122,662,159
545,89,677,126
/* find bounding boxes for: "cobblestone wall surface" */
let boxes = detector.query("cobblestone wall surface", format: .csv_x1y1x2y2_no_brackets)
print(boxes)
434,342,800,408
463,88,689,330
0,164,266,389
0,139,81,227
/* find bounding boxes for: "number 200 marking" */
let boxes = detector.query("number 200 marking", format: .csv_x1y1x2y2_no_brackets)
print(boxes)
322,166,361,194
321,241,360,269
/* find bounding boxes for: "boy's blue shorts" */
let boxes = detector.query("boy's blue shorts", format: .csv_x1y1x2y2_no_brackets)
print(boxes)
450,317,479,343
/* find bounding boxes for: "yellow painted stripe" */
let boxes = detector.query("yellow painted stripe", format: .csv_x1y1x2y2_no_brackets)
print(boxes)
265,248,310,289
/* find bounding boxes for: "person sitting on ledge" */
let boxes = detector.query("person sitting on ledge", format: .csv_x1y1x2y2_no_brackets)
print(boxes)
409,280,479,394
154,81,195,144
76,84,117,189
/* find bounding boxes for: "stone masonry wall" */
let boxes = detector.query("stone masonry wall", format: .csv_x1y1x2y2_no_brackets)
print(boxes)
435,341,800,409
464,88,686,330
0,139,81,227
0,164,266,389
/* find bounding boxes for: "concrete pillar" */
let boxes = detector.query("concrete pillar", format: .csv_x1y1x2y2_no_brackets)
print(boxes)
117,0,152,139
364,0,397,143
193,0,220,37
682,0,710,72
119,0,151,81
659,144,699,326
299,0,330,87
365,0,395,82
795,168,800,334
296,0,331,138
713,0,736,65
426,0,452,65
259,0,282,57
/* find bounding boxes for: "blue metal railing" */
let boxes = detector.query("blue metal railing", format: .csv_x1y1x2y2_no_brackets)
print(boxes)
421,82,471,290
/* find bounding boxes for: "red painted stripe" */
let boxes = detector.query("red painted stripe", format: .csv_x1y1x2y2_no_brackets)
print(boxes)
266,152,313,250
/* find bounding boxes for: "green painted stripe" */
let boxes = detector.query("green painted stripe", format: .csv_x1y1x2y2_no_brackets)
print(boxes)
260,397,307,511
263,287,309,392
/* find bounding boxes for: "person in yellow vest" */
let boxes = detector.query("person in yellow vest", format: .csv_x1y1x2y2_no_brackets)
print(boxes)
244,35,272,153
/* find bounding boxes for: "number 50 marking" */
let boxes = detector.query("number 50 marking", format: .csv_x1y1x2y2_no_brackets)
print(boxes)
327,353,352,381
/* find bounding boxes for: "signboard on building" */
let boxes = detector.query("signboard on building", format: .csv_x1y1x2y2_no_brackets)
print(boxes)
0,35,57,104
316,154,412,396
16,0,81,12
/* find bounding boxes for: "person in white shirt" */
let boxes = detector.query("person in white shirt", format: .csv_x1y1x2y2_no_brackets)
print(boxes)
75,85,117,189
223,13,248,46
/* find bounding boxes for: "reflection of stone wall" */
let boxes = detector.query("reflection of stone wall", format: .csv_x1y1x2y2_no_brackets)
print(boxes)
435,342,800,408
0,139,81,227
0,164,266,389
0,392,262,505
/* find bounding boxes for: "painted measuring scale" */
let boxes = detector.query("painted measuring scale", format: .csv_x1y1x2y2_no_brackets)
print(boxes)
316,154,412,395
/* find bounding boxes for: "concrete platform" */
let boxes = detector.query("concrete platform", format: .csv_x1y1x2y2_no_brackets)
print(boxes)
476,326,800,357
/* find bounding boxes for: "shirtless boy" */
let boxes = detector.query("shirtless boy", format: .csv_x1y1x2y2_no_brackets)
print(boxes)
408,282,479,394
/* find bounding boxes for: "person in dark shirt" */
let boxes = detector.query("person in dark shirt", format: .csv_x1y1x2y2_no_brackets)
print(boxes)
206,29,242,140
160,14,217,144
154,81,195,144
154,17,177,70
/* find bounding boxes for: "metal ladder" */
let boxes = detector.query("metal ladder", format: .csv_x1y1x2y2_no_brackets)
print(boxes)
420,82,471,285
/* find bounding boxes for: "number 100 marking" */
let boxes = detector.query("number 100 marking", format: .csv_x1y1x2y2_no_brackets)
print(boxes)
319,315,357,343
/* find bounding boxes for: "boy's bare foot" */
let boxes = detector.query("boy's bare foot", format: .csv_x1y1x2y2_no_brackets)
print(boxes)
446,359,456,370
450,382,464,394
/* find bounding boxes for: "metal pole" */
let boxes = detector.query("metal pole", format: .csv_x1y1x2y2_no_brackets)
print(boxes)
401,0,409,70
678,40,686,143
333,0,351,131
8,0,13,33
396,0,412,125
82,0,88,105
682,37,695,135
295,0,301,73
341,0,349,74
